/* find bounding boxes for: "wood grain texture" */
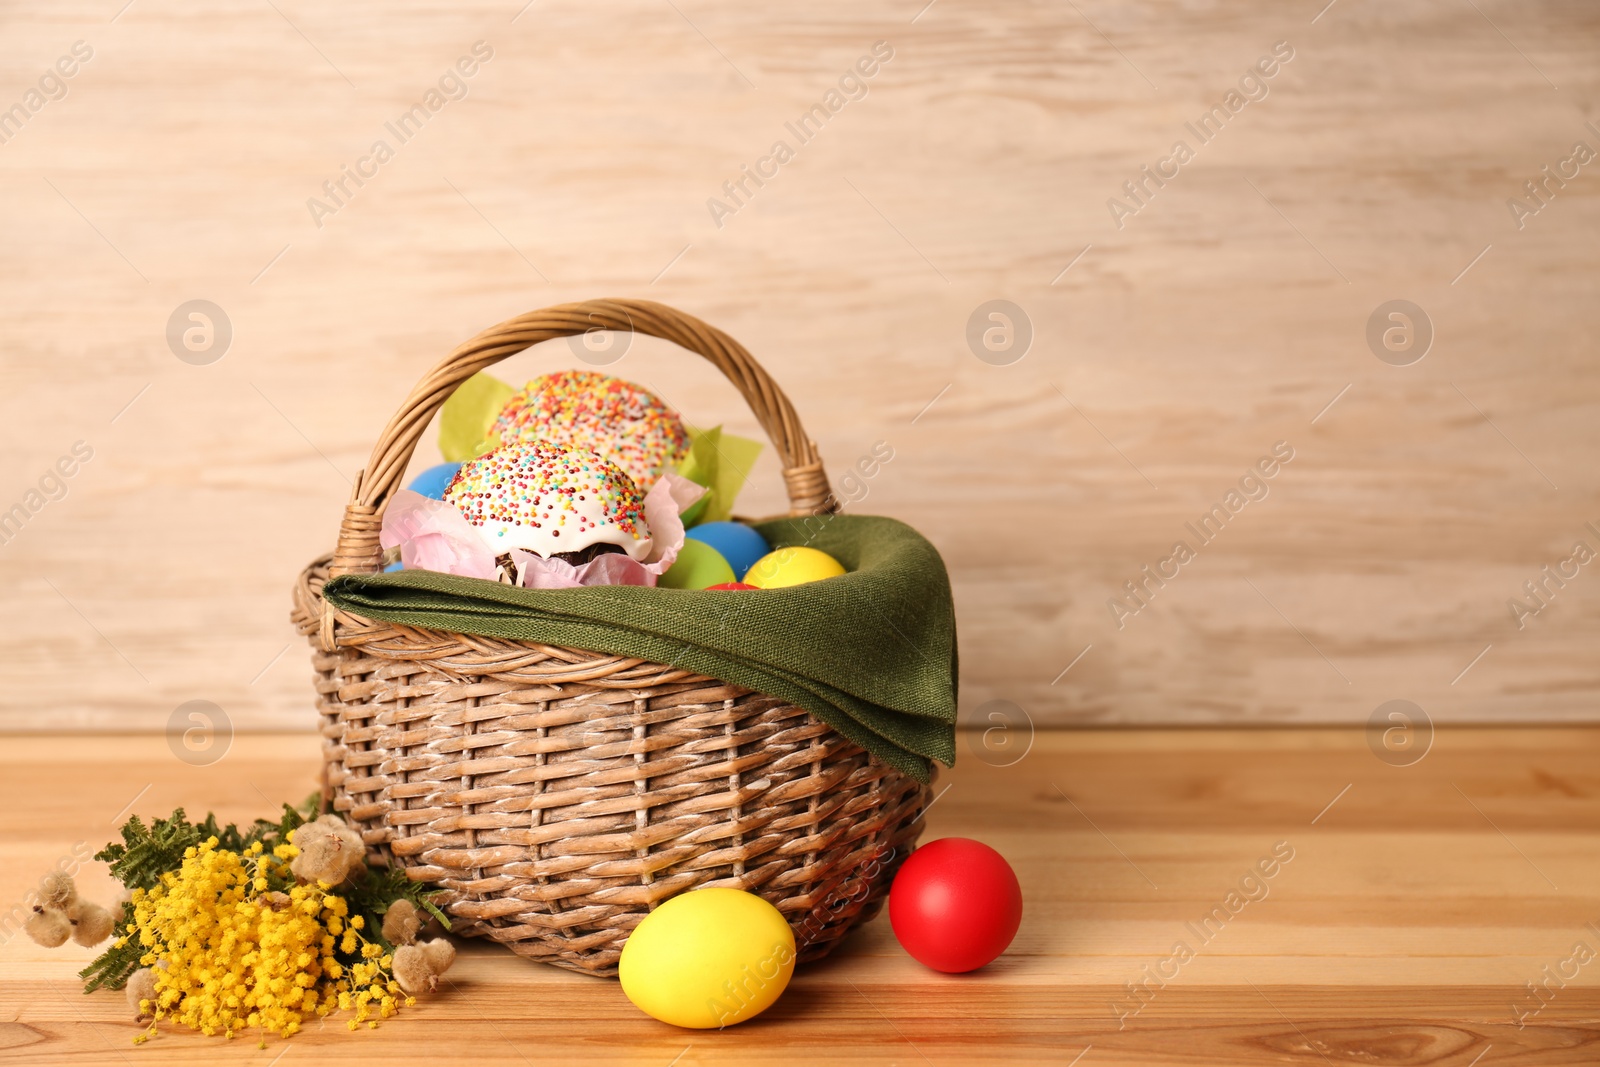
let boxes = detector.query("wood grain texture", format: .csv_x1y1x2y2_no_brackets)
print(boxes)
1,1,1599,731
3,728,1599,1064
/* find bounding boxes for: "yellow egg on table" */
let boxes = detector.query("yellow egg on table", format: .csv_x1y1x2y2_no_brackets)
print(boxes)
619,888,796,1029
743,546,846,589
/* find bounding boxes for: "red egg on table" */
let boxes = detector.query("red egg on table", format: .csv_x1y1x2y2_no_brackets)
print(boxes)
888,837,1022,973
705,582,758,591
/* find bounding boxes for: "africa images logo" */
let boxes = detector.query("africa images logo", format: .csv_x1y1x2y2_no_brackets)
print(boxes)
306,41,494,229
1106,40,1295,229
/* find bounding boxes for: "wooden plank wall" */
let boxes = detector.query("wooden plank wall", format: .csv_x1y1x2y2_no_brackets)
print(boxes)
1,0,1596,732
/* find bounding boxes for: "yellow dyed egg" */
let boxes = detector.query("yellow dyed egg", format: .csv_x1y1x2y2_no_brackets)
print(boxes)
619,888,795,1029
743,546,846,589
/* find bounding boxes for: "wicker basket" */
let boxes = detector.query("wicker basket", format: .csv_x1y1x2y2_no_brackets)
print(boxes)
290,298,933,976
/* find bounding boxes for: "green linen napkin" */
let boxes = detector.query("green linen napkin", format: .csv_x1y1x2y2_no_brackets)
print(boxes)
320,514,957,781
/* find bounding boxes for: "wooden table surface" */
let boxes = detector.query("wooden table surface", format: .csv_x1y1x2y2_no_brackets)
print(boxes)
4,0,1600,734
4,727,1597,1065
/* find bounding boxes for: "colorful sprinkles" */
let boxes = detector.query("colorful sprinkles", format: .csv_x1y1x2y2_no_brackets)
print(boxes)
491,370,689,490
443,440,649,559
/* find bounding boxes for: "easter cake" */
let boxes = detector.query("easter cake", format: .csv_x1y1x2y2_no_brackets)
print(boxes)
490,369,689,491
442,440,652,567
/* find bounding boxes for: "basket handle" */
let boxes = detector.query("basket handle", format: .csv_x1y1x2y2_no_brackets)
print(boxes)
327,298,837,579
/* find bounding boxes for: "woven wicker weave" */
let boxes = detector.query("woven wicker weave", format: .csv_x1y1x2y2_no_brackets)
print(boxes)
291,299,933,976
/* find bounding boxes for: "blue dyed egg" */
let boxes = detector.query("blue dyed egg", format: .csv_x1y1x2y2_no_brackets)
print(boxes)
685,522,770,580
408,462,462,500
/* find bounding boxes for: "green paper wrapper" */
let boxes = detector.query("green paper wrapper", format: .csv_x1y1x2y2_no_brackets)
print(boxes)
679,425,763,526
438,372,514,462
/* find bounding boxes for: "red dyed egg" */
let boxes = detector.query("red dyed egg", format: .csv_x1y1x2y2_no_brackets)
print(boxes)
705,582,758,591
888,838,1022,973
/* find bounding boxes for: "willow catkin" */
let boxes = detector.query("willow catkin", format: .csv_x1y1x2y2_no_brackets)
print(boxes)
391,944,436,995
25,907,70,948
68,900,115,947
38,872,77,910
290,815,366,885
420,938,455,976
126,968,157,1019
381,899,420,945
